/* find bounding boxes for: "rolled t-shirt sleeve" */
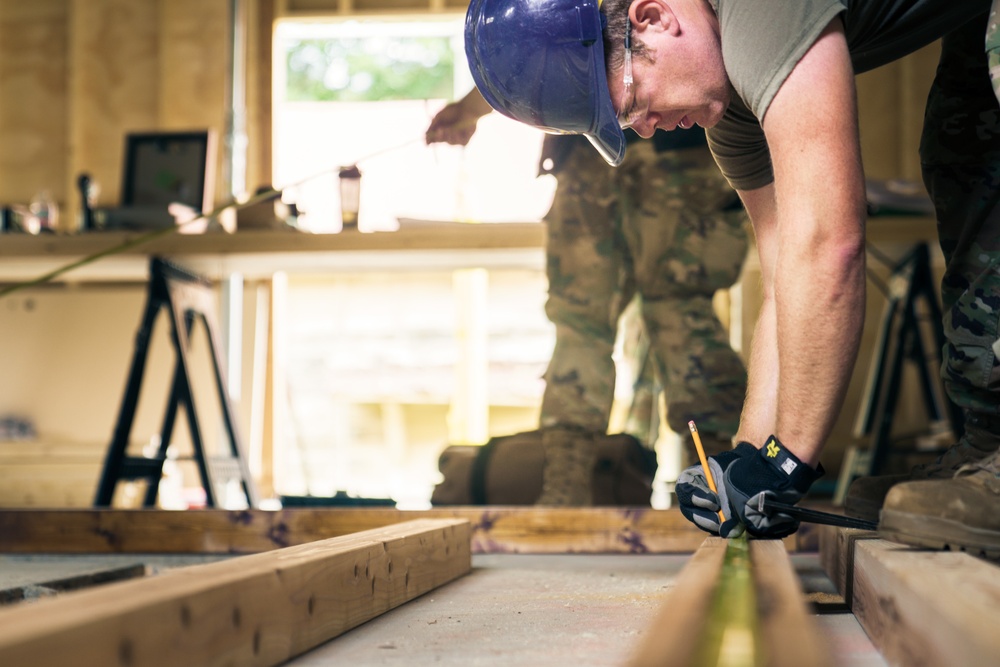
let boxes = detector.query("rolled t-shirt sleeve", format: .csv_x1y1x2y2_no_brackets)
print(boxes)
706,96,773,192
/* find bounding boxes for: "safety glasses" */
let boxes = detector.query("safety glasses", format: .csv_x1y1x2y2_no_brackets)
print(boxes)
616,25,647,129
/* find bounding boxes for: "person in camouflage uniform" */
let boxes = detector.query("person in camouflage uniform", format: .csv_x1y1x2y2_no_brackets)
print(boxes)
537,132,748,505
989,2,1000,93
463,0,1000,551
427,88,749,506
856,12,1000,555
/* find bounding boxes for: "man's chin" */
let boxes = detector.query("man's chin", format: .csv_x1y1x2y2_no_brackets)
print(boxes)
700,103,729,129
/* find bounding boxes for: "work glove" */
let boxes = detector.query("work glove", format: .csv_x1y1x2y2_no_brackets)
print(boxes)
720,435,824,539
676,442,757,535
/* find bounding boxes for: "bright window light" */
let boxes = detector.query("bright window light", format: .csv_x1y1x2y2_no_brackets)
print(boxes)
273,19,556,232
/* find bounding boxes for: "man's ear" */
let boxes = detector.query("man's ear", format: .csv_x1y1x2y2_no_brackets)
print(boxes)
629,0,678,35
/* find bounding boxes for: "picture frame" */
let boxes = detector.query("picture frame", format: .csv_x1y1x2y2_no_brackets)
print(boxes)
120,130,216,214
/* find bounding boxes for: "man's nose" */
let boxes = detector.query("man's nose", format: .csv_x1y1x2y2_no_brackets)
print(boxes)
631,118,656,138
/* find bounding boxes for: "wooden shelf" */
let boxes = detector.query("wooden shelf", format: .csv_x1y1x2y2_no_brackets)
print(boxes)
0,222,546,282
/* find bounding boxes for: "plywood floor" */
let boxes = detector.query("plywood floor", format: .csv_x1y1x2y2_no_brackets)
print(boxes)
0,552,886,666
288,553,887,667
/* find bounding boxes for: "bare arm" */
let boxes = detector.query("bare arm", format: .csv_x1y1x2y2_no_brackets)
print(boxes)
425,87,493,146
736,19,867,466
734,184,779,448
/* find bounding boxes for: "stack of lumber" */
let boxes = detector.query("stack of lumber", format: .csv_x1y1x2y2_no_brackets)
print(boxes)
0,507,812,555
818,525,1000,666
0,519,470,666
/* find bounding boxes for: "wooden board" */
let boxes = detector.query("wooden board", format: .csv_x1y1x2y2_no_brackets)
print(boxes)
626,537,727,667
817,525,879,604
0,507,711,555
0,518,469,667
750,539,833,667
627,538,832,667
0,561,146,605
852,539,1000,667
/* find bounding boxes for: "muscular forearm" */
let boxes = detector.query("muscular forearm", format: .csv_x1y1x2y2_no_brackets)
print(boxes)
736,187,779,447
751,17,868,466
735,185,866,467
774,221,865,466
738,295,779,445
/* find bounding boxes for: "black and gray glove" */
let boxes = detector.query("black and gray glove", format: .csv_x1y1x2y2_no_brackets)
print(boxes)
676,442,757,534
720,435,824,539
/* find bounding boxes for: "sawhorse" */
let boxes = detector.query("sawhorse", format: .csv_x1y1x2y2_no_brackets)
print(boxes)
834,242,964,504
94,257,258,508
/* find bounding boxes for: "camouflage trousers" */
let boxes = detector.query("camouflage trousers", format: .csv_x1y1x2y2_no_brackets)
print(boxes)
989,1,1000,99
920,12,1000,416
539,138,750,441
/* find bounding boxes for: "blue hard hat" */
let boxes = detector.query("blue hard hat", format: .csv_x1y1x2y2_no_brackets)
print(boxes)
465,0,625,166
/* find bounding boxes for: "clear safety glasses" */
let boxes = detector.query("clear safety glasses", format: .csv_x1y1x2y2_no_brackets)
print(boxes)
616,25,647,129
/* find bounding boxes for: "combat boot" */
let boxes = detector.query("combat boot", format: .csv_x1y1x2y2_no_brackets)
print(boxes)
536,427,598,506
879,448,1000,559
845,412,1000,521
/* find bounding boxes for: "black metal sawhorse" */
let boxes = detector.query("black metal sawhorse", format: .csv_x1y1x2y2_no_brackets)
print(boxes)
833,242,965,503
94,257,258,508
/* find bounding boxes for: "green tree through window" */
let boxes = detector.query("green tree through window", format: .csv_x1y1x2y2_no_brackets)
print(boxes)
285,37,455,102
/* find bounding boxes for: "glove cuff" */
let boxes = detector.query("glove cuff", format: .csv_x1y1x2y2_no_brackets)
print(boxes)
759,435,823,494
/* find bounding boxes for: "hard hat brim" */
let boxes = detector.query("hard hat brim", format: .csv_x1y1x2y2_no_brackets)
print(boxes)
583,47,626,167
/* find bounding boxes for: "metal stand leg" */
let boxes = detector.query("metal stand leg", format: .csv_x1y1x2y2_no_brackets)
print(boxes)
833,243,963,504
95,257,258,508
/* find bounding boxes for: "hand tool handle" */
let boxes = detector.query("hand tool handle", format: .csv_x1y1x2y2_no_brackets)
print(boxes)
759,497,878,531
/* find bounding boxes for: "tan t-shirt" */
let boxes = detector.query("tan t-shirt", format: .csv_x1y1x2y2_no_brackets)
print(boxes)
706,0,989,191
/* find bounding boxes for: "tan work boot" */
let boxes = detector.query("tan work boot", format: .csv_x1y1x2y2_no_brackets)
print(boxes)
879,449,1000,559
844,412,1000,521
536,427,598,507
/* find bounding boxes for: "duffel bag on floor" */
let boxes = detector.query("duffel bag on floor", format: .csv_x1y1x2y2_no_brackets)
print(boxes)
430,429,657,506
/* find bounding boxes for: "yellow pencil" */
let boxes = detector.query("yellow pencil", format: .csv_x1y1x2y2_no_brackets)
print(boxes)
688,420,726,524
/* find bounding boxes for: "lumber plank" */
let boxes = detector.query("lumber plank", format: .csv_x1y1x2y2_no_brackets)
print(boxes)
627,537,728,667
817,525,879,604
0,562,147,604
697,536,760,667
750,539,833,667
628,538,832,667
852,539,1000,667
0,507,710,555
0,518,470,667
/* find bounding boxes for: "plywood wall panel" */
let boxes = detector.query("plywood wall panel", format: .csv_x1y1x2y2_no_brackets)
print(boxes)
158,0,231,205
856,62,904,181
0,1,69,207
898,43,940,183
68,0,160,213
245,0,274,194
856,43,940,184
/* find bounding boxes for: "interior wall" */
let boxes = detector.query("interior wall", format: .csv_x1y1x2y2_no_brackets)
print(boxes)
0,0,262,507
0,0,236,230
856,42,940,181
0,1,951,505
0,1,70,211
245,0,275,195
